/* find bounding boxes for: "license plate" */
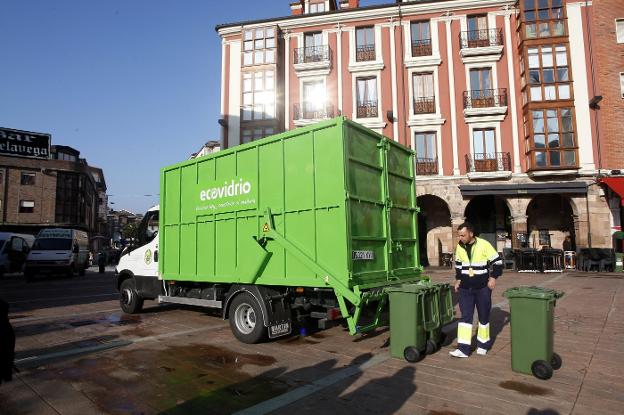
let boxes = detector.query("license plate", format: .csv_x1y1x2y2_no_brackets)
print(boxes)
352,250,375,261
268,322,291,339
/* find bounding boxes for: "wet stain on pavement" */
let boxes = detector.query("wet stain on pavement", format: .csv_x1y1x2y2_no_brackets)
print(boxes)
429,410,463,415
33,343,287,415
68,319,99,327
104,314,142,326
499,380,552,396
278,335,321,345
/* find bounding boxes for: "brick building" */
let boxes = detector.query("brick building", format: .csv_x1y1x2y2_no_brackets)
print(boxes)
215,0,624,265
0,128,105,249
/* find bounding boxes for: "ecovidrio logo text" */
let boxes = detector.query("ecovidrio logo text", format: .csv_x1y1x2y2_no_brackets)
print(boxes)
199,179,252,201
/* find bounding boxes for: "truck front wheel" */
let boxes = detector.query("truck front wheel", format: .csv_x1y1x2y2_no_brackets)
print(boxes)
229,293,266,344
120,279,144,314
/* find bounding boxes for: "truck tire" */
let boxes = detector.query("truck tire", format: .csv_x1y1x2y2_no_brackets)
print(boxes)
229,292,266,344
120,279,144,314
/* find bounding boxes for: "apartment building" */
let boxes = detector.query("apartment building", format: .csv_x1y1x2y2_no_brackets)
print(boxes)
216,0,624,265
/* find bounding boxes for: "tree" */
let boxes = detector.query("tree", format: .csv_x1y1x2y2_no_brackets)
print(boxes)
121,223,139,241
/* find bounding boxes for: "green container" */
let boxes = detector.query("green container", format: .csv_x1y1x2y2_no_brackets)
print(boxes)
159,117,422,334
387,284,436,362
503,286,564,380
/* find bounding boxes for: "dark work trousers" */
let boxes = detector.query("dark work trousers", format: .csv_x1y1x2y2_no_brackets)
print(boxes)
458,286,492,355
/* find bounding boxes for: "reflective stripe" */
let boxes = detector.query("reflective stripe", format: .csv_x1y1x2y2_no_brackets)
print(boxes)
477,323,490,343
461,269,488,275
488,253,500,262
459,261,488,267
457,322,472,345
492,259,503,265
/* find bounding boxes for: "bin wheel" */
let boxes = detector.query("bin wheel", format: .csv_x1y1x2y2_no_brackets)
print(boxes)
551,352,562,370
403,346,422,363
531,360,553,380
425,339,437,355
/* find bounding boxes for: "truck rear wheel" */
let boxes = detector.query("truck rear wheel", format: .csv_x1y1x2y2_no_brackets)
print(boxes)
120,279,144,314
229,293,266,344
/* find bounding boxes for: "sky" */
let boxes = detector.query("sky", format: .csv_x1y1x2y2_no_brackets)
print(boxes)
0,0,390,214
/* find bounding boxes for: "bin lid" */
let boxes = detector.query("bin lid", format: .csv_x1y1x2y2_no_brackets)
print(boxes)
503,286,564,300
385,283,430,294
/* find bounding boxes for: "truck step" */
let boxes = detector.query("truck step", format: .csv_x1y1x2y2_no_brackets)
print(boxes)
158,295,222,309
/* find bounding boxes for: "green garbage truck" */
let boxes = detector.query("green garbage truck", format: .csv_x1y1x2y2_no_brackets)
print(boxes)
114,117,424,343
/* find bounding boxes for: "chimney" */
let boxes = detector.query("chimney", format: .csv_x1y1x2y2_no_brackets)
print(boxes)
290,1,304,15
340,0,359,8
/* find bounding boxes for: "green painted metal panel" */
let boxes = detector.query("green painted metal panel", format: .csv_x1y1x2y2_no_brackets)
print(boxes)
159,117,421,291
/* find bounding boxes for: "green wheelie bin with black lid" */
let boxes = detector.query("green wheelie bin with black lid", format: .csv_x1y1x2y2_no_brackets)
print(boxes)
503,286,564,380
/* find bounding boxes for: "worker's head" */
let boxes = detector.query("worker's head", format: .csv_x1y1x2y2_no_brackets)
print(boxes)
457,222,475,245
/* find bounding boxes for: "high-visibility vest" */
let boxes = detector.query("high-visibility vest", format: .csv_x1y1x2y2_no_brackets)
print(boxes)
454,237,502,278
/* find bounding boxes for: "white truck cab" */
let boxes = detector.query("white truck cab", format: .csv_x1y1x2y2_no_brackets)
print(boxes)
25,228,89,280
115,205,160,313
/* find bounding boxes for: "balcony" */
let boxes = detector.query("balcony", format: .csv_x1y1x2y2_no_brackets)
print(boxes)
356,101,378,118
356,45,376,62
416,157,438,175
411,39,432,57
294,45,331,74
293,103,335,125
413,97,436,115
459,29,504,61
466,152,512,179
463,89,508,119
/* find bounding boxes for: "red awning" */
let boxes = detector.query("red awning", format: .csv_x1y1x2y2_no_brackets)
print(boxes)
601,177,624,206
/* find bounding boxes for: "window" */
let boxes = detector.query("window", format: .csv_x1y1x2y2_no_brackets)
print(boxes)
241,70,275,121
297,32,326,63
355,27,375,62
21,172,35,185
56,152,77,162
412,72,435,114
617,19,624,43
241,127,275,144
473,129,496,156
415,132,437,160
243,27,276,66
527,108,577,169
19,200,35,213
466,15,489,47
410,21,431,56
356,77,378,118
305,32,323,48
470,68,492,91
620,73,624,98
527,45,571,101
309,2,325,13
302,80,326,118
523,0,565,39
469,68,496,107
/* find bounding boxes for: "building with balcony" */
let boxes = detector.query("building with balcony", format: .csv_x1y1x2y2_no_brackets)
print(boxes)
216,0,624,266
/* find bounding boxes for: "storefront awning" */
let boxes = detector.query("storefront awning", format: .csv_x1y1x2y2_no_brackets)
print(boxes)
459,182,588,197
600,177,624,206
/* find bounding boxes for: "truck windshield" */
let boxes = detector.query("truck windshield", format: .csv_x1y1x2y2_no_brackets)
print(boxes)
32,239,72,250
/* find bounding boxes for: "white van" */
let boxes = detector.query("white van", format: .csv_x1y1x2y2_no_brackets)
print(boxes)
25,229,89,280
0,233,35,277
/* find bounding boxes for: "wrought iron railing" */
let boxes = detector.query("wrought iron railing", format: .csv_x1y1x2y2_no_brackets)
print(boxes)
459,29,503,49
294,45,331,64
413,96,436,114
356,45,376,62
293,103,335,120
465,152,511,173
356,100,378,118
411,38,432,57
463,88,507,109
416,157,438,175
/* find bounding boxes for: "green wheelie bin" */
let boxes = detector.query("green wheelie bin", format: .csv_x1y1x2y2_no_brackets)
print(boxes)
387,284,439,362
503,286,564,380
418,282,454,353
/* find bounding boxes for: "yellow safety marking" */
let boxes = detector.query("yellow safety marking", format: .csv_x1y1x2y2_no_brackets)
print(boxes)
262,223,270,232
457,322,472,345
477,323,490,343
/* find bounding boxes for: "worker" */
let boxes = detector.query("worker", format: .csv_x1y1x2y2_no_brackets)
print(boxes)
450,222,503,358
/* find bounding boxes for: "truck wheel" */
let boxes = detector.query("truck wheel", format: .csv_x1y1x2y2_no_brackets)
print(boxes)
120,279,144,314
229,293,266,344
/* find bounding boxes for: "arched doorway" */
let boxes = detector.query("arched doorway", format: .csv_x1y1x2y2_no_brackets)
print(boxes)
417,195,452,266
526,194,576,250
464,195,512,252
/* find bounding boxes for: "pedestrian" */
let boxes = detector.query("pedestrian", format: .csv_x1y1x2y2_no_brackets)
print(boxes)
562,235,573,252
97,251,106,273
450,222,503,358
0,299,16,384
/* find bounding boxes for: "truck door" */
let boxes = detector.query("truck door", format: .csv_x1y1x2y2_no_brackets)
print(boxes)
123,210,159,277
